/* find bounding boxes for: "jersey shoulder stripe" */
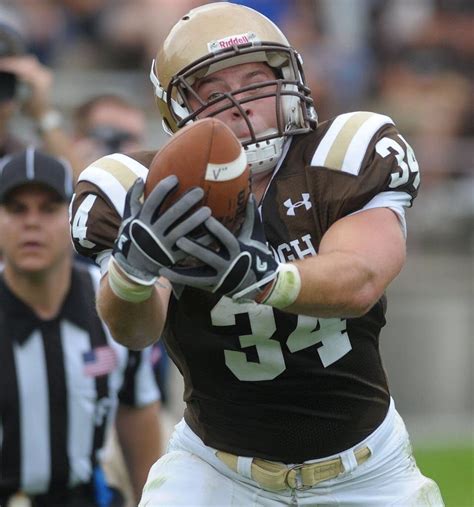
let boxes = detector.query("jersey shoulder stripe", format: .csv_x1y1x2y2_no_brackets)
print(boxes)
78,153,149,216
311,111,394,175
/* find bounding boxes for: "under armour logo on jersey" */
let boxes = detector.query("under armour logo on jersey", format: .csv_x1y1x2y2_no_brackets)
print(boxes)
283,193,312,216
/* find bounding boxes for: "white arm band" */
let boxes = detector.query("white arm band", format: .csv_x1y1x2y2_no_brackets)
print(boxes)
260,263,301,309
107,258,154,303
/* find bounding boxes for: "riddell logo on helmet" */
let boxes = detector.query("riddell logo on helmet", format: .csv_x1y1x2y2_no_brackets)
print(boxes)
208,32,259,52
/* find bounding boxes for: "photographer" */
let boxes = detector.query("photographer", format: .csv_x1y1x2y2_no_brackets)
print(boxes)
72,94,147,167
0,22,82,178
0,22,26,156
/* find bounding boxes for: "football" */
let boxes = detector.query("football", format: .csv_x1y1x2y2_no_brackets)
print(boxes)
145,117,250,234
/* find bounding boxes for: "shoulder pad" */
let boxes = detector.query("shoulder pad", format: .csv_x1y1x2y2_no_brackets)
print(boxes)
78,153,149,216
311,112,394,175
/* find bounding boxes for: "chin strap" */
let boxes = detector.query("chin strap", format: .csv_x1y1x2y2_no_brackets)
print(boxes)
245,136,284,176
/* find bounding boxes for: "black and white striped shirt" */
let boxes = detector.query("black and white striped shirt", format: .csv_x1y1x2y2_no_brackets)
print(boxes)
0,262,159,496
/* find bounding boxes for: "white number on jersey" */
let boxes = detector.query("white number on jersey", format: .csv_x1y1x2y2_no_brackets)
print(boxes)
376,135,420,190
70,194,97,249
211,298,351,381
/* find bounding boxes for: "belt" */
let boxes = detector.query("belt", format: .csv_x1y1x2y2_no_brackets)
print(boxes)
216,446,371,491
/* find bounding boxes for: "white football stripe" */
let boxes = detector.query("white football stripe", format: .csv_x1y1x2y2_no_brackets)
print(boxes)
78,154,149,217
78,167,128,216
106,153,149,179
205,147,248,182
15,331,51,492
78,154,148,183
310,112,394,175
341,113,394,175
61,321,96,485
310,112,356,167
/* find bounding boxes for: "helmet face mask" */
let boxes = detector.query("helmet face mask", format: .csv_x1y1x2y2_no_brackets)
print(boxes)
150,2,317,175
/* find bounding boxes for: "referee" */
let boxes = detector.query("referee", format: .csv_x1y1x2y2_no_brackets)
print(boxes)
0,148,162,507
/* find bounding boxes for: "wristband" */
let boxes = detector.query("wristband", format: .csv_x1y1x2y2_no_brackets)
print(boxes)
259,263,301,309
108,258,154,303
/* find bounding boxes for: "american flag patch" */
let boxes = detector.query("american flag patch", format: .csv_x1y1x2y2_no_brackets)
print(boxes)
83,346,117,377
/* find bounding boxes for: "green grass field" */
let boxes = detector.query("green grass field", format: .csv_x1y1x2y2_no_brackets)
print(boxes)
414,445,474,507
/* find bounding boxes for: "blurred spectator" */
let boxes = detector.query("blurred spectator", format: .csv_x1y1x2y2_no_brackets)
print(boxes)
376,0,473,75
0,19,82,177
369,50,471,185
97,0,207,69
0,20,26,156
368,0,472,187
302,0,376,113
367,0,473,252
9,0,108,67
252,0,380,120
72,93,147,167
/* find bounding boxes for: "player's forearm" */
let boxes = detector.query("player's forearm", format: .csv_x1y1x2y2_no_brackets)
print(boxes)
280,208,406,318
97,275,166,350
285,252,391,318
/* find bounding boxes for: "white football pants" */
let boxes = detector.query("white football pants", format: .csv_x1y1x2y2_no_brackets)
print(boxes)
139,399,444,506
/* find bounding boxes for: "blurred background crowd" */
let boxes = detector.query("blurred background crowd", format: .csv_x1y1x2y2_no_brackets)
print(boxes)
0,0,472,502
1,0,472,249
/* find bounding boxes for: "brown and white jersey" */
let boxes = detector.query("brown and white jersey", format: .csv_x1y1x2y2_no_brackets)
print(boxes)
70,112,420,463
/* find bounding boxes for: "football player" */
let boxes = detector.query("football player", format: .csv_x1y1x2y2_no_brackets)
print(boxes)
70,3,444,506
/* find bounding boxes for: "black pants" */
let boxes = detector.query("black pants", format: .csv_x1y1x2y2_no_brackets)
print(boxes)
0,484,124,507
34,484,94,507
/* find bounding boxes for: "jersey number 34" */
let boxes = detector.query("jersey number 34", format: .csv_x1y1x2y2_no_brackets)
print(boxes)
211,298,351,381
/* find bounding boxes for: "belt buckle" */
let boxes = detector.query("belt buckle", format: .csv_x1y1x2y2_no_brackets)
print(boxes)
284,463,312,491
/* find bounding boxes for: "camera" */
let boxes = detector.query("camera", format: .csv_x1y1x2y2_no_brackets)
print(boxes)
0,71,17,101
0,22,26,102
87,125,139,153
